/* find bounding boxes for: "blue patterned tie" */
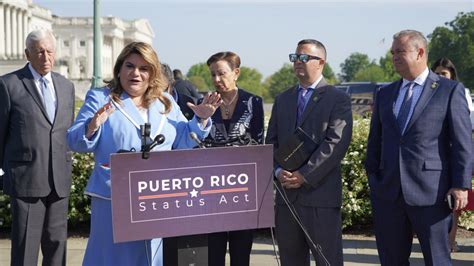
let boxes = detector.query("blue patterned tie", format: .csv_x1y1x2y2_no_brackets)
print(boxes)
397,82,414,133
40,77,55,122
296,88,308,126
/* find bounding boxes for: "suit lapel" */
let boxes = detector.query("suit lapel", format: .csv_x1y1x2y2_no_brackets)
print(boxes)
287,86,298,129
19,65,51,124
117,92,146,130
51,73,63,125
148,99,166,138
388,79,403,134
228,89,246,134
404,71,439,133
298,79,327,126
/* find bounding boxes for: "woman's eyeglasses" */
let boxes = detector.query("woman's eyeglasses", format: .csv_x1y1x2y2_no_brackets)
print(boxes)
289,53,322,63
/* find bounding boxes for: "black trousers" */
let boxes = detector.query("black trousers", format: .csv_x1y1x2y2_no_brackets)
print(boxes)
208,230,253,266
10,191,69,266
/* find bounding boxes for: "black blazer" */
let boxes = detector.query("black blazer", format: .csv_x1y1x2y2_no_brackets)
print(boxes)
174,78,201,100
206,88,264,145
176,92,196,120
0,64,75,197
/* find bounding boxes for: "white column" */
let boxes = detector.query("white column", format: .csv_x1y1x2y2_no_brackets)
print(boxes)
5,5,11,58
11,7,17,59
112,37,122,67
17,9,23,59
55,36,62,59
0,5,5,59
87,37,93,79
22,11,28,59
70,36,79,79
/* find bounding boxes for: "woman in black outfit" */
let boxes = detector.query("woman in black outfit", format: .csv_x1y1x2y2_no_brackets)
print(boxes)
205,51,264,266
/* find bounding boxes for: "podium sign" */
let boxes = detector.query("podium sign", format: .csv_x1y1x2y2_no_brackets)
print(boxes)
110,145,274,243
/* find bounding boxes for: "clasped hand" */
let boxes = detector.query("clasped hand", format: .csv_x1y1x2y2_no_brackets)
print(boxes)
277,169,305,189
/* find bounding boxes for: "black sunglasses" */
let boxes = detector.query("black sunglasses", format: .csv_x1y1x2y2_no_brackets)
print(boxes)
289,53,322,63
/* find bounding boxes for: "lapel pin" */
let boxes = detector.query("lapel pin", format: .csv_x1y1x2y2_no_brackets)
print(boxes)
431,82,439,90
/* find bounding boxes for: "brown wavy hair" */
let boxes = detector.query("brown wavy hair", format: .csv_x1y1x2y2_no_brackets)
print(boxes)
106,41,171,113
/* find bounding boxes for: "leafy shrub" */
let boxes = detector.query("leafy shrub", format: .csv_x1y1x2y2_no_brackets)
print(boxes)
341,117,373,229
0,152,94,228
68,152,94,226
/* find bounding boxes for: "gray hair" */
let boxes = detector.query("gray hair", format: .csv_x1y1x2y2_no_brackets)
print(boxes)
393,29,428,53
25,29,56,52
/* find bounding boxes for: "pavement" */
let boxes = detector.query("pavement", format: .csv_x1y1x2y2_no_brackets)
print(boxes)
0,233,472,265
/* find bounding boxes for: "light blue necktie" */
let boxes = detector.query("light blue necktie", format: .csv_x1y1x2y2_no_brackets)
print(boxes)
397,82,414,133
40,77,55,122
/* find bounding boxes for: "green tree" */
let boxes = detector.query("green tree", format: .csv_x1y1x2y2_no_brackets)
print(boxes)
353,64,386,82
378,51,400,81
339,53,370,82
187,63,212,91
267,64,298,100
188,76,208,92
429,12,474,89
323,62,338,84
237,67,265,97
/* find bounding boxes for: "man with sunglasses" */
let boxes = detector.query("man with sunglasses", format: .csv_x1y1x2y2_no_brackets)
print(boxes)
266,39,353,265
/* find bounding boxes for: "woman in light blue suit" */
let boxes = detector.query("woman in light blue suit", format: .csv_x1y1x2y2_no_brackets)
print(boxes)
67,42,221,266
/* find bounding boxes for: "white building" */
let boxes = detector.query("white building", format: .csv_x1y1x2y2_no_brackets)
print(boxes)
0,0,154,98
0,0,53,73
53,16,154,81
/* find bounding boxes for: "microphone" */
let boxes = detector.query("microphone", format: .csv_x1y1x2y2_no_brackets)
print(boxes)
190,132,205,148
147,134,166,151
140,123,151,153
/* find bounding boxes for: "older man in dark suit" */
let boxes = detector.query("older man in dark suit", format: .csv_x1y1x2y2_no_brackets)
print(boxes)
0,29,75,266
265,39,352,266
365,30,472,265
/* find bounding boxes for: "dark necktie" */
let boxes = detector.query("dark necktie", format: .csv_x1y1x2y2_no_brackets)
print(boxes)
40,77,55,122
397,82,414,133
296,88,308,126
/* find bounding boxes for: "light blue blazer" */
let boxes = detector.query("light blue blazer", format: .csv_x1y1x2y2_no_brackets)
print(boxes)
67,87,210,199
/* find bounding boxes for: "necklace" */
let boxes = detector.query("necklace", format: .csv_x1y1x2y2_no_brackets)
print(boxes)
221,91,238,118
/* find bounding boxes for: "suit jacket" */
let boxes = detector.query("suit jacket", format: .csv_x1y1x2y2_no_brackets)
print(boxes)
174,78,201,101
176,92,196,120
0,64,75,197
67,88,211,199
206,88,264,144
266,79,353,207
365,71,472,206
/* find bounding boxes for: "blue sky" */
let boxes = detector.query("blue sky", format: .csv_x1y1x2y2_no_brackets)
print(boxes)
35,0,473,79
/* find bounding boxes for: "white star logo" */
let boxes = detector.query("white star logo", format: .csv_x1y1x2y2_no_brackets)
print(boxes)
189,189,199,198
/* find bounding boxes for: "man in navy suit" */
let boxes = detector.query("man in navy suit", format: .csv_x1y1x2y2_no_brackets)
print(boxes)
365,30,472,265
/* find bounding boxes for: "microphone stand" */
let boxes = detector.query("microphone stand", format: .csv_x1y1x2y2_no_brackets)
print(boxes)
141,123,151,159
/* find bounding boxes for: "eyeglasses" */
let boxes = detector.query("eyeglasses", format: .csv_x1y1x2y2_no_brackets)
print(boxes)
289,53,322,63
